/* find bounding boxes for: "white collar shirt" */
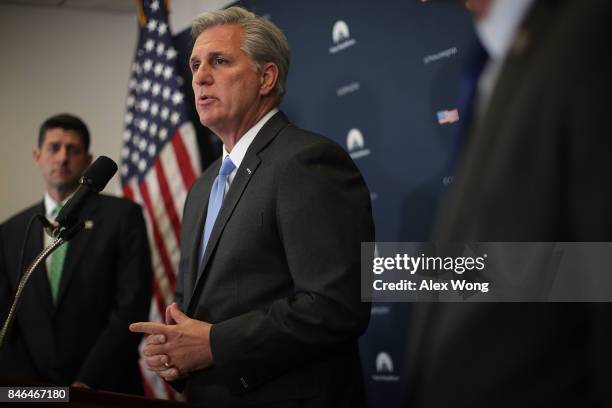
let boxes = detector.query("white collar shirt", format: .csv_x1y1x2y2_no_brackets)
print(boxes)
44,192,71,220
220,107,279,195
474,0,535,120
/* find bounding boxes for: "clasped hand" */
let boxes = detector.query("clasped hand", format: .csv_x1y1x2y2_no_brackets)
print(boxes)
129,303,213,382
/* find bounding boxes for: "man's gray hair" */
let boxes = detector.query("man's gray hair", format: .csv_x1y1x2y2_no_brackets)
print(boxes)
192,7,290,99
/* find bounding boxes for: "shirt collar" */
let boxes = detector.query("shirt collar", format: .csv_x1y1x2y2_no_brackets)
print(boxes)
475,0,535,62
222,107,279,170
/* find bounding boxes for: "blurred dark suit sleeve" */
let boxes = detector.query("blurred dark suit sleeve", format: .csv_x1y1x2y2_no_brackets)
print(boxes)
405,1,612,407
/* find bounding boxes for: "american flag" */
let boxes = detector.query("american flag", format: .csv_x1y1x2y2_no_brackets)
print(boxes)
437,108,460,125
120,0,201,399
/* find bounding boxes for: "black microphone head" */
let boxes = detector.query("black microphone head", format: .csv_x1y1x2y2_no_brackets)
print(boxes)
80,156,118,192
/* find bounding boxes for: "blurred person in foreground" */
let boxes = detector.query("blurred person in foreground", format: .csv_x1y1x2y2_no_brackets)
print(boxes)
405,0,612,407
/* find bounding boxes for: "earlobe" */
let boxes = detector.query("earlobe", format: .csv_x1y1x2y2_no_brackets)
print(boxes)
32,149,40,163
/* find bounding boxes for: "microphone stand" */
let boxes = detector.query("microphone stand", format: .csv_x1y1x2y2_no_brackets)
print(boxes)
0,221,85,347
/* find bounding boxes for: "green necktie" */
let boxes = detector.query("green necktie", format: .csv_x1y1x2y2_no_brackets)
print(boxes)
48,205,68,303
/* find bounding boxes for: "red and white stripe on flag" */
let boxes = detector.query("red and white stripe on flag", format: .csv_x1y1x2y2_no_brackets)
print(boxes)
120,0,201,399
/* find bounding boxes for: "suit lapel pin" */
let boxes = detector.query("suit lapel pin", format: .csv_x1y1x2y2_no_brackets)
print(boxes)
246,168,252,175
84,220,94,230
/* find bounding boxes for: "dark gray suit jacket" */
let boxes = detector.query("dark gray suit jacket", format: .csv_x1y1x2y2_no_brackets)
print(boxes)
0,194,152,394
175,111,374,407
405,1,612,407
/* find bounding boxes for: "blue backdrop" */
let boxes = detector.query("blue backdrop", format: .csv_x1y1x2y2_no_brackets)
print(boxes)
176,1,474,406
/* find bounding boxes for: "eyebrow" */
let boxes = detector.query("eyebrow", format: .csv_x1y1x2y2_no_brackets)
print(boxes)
46,140,81,146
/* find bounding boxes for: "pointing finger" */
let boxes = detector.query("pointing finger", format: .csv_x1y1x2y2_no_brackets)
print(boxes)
129,322,167,334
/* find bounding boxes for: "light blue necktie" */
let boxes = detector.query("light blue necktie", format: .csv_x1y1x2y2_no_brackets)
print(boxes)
199,156,236,265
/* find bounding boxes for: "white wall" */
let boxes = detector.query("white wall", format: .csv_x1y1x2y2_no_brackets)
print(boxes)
169,0,233,34
0,0,232,221
0,4,137,220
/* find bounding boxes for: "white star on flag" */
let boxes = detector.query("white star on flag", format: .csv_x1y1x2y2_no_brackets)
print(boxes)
145,39,155,51
146,19,157,32
171,91,183,105
166,47,177,60
163,66,173,80
139,99,150,111
141,79,152,92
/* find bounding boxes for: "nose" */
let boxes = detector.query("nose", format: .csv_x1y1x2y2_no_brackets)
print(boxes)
56,145,69,163
193,63,213,87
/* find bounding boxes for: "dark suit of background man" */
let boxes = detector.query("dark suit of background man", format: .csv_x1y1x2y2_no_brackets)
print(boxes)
0,114,152,394
405,0,612,407
130,6,374,408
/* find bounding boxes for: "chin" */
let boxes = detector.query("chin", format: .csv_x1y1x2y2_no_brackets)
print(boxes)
199,116,221,129
56,180,79,191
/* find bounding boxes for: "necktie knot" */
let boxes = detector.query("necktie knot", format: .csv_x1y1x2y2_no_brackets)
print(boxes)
219,156,236,176
51,204,63,218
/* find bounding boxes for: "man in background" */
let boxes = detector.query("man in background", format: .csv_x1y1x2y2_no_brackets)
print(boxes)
130,7,374,407
0,113,152,394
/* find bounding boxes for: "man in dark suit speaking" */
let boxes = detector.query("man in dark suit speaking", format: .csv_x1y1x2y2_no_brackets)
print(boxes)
0,113,152,393
130,6,374,407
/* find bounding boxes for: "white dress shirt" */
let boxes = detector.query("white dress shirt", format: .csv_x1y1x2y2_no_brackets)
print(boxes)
474,0,535,121
220,107,279,195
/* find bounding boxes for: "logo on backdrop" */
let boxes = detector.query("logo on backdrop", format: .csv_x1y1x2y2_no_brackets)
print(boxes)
330,20,357,54
346,128,371,160
423,46,458,65
437,108,459,125
371,305,391,316
376,352,393,373
442,175,455,186
336,81,361,97
372,352,400,382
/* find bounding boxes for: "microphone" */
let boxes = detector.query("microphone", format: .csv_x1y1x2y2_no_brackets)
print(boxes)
54,156,117,234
